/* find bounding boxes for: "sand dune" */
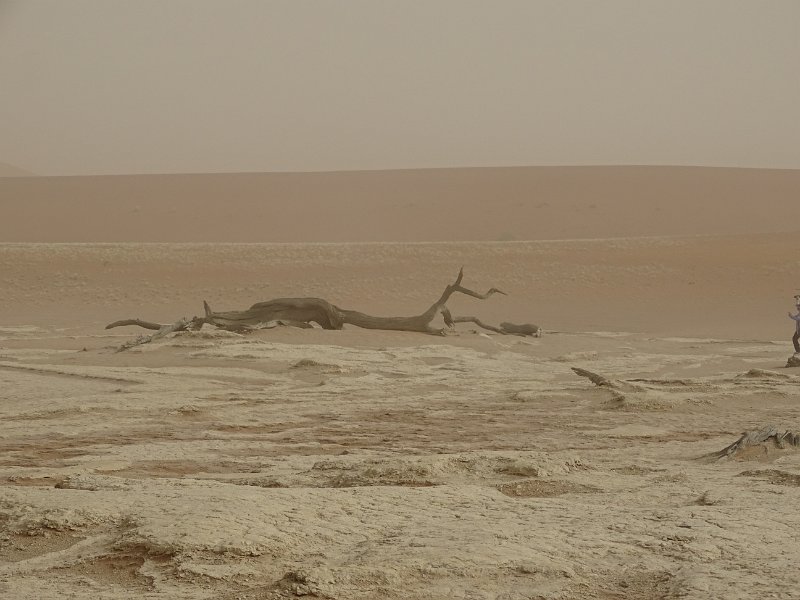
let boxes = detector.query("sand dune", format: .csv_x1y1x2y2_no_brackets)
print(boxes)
2,233,798,339
2,166,799,242
3,166,800,598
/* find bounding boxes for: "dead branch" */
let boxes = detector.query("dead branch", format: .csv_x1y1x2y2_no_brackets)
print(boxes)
105,319,164,331
569,367,658,408
499,322,542,337
569,368,690,394
452,316,507,334
451,317,542,337
571,367,619,388
703,425,800,462
332,267,507,334
112,317,193,352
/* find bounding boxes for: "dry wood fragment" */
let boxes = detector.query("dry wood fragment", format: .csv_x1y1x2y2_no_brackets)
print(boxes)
571,367,619,388
109,317,193,352
570,368,689,393
105,319,164,331
499,322,542,337
452,316,507,334
703,425,800,462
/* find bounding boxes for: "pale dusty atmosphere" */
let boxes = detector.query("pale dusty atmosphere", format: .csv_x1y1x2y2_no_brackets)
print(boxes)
3,2,800,600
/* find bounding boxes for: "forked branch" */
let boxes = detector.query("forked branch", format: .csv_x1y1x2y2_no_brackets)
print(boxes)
106,269,540,350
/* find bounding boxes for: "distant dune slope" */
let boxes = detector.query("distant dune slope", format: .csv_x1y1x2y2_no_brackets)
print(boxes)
1,233,798,338
1,166,799,242
0,162,36,177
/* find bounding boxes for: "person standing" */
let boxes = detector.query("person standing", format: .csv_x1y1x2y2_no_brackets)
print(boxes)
789,303,800,353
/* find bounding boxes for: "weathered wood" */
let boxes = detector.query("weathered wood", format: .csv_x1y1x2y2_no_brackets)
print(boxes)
452,316,507,335
105,319,164,332
193,269,505,335
704,425,800,461
570,368,657,394
113,317,192,352
571,367,618,388
262,320,315,330
570,367,649,407
225,298,344,331
106,269,529,343
499,322,541,337
448,317,541,337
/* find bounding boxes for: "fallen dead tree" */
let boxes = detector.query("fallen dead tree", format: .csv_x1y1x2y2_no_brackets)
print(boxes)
106,268,540,351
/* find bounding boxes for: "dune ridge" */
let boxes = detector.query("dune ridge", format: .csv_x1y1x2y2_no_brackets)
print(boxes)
2,165,799,242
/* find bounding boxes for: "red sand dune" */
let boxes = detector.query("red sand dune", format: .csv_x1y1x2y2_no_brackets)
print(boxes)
1,166,799,243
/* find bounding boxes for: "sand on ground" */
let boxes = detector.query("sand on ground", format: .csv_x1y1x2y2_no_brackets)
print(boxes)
2,168,800,599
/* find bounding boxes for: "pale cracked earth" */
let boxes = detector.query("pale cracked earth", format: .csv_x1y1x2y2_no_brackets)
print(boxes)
2,323,800,599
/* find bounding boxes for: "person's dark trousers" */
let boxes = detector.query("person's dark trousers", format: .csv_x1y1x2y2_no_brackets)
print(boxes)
794,332,800,353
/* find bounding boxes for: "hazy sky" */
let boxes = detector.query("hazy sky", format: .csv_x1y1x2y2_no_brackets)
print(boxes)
1,1,798,175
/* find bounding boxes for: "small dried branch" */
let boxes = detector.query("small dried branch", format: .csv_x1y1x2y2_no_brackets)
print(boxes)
105,319,164,331
113,317,192,352
571,367,618,388
452,316,507,334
